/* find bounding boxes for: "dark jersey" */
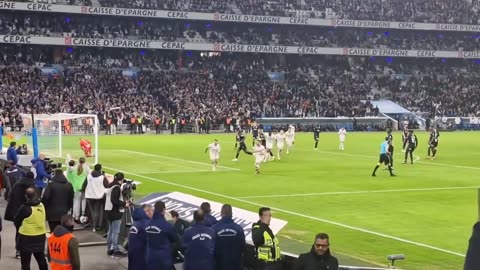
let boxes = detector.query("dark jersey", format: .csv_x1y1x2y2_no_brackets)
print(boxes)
407,134,418,148
314,128,321,140
388,144,394,154
236,133,246,144
402,130,409,142
252,126,259,138
387,133,393,142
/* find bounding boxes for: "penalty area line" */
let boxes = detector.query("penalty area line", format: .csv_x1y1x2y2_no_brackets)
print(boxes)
101,165,465,258
120,149,240,171
238,185,480,199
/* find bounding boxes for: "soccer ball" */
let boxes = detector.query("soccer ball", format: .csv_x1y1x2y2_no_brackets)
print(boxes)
79,215,89,224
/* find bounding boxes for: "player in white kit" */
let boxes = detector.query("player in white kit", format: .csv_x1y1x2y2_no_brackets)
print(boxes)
338,127,347,151
264,131,276,162
276,130,286,160
205,139,221,171
289,124,296,144
253,140,266,174
285,127,294,154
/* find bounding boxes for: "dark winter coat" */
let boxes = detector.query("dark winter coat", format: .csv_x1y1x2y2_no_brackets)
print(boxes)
128,208,150,270
4,176,35,221
464,222,480,270
14,198,46,253
182,223,216,270
42,174,74,222
145,212,178,270
205,213,218,227
295,246,339,270
212,216,246,270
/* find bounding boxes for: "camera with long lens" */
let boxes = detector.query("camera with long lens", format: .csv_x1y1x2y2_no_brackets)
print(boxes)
121,179,136,202
43,158,62,174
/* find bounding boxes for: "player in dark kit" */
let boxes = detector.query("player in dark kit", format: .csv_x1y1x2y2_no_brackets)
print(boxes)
372,138,395,177
384,129,394,169
403,130,418,164
233,130,253,161
401,128,409,152
259,130,266,147
386,129,393,143
427,128,440,160
252,124,259,147
314,126,321,150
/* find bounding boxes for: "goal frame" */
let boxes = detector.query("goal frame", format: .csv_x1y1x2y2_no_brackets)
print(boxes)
20,113,99,164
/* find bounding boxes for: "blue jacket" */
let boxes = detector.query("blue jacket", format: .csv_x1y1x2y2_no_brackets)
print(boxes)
31,158,51,188
128,208,150,270
212,216,246,270
7,146,18,165
205,213,218,227
145,212,177,270
182,223,216,270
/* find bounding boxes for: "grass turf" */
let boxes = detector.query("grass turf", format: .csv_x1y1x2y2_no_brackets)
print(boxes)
6,130,478,269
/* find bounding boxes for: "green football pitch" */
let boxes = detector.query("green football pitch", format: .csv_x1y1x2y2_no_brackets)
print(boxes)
7,131,479,269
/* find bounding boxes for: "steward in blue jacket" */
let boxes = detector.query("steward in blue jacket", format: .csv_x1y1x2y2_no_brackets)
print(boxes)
128,205,153,270
182,209,216,270
211,204,246,270
7,142,18,165
145,202,177,270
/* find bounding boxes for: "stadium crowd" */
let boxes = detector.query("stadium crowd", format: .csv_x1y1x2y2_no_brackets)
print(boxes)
52,0,480,24
1,47,480,132
3,12,480,51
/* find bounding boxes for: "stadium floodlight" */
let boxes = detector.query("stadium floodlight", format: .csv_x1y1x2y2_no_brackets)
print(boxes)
21,113,99,165
387,254,406,268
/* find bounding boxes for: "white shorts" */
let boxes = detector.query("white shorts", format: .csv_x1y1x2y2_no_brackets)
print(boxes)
266,143,273,150
286,139,293,146
277,143,284,150
255,156,264,164
339,137,346,143
210,155,219,161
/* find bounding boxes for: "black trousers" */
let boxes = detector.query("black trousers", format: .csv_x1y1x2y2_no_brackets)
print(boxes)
48,221,61,233
20,251,48,270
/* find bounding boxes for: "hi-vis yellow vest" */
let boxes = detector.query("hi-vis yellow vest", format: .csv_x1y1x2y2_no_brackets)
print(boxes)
19,203,46,236
254,225,281,262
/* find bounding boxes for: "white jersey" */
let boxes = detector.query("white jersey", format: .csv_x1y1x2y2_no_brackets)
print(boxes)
290,125,296,138
338,128,347,141
276,133,286,147
208,143,221,159
253,144,266,163
286,130,294,141
265,133,275,149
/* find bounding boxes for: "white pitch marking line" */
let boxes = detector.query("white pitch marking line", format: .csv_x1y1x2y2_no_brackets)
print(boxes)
102,165,465,258
301,149,480,170
142,170,227,174
238,186,480,199
120,149,240,171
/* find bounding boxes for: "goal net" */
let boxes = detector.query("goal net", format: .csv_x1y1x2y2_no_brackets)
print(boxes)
21,113,99,165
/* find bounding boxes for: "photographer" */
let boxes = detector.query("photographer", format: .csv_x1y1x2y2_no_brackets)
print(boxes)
105,172,130,258
30,154,52,194
84,164,107,232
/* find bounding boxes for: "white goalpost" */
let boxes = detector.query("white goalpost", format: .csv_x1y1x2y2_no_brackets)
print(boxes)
21,113,100,165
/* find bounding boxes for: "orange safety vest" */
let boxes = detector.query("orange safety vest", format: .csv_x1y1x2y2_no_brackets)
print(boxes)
130,117,136,124
48,233,74,270
181,119,186,125
107,119,112,125
155,119,160,125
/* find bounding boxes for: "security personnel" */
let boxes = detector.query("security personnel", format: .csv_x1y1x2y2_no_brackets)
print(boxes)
145,201,178,270
129,205,153,270
182,209,216,270
47,215,81,270
212,204,246,270
14,187,48,270
155,117,162,134
252,207,282,270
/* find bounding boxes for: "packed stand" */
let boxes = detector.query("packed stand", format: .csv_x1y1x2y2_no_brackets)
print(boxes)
4,12,480,52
